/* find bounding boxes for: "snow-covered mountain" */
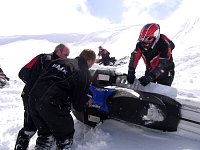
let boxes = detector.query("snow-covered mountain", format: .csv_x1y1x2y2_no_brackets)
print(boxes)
0,17,200,150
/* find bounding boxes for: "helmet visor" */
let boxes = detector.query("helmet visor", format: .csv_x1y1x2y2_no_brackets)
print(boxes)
139,37,155,50
139,37,155,44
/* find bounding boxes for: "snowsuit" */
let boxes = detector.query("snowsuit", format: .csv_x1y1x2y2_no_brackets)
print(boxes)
15,52,59,150
98,48,116,66
28,57,91,149
128,34,175,86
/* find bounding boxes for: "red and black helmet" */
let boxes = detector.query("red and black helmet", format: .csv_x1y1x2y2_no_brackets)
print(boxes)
138,23,160,50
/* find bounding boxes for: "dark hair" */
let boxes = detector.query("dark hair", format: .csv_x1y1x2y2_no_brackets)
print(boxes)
54,44,66,53
79,49,96,62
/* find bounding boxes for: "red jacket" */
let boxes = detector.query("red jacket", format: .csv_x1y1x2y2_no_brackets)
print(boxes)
98,48,110,58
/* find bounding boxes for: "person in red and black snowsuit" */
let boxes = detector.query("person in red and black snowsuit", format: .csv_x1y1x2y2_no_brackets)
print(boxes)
96,46,116,66
127,23,175,86
28,49,96,149
14,44,70,150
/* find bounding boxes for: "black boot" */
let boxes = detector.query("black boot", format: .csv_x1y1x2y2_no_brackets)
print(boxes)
35,135,55,150
56,138,73,150
14,129,35,150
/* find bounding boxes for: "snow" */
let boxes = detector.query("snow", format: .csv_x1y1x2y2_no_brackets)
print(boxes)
1,20,200,149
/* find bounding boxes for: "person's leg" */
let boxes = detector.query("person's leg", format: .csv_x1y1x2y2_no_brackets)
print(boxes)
156,70,175,86
32,113,55,150
56,137,73,150
14,95,37,150
14,128,35,150
35,134,55,150
39,99,75,149
102,57,110,66
29,96,55,149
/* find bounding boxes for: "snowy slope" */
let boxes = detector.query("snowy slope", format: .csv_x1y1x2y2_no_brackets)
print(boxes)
1,18,200,149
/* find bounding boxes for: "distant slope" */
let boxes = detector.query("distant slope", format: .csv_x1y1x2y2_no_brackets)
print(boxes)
0,33,103,46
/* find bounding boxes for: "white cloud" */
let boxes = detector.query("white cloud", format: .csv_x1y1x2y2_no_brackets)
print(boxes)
0,0,111,36
160,0,200,38
166,0,200,21
121,0,165,24
122,0,200,25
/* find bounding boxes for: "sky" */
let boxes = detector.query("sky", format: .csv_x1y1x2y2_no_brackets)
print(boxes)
0,0,200,36
0,10,200,149
87,0,124,23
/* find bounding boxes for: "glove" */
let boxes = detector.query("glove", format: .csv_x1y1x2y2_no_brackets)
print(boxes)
138,74,155,86
127,71,136,84
86,99,93,107
86,94,93,107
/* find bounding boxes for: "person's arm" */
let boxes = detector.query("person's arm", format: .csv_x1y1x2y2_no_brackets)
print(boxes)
150,42,172,79
127,45,142,84
18,54,41,83
95,58,102,63
105,49,110,56
71,71,91,112
169,40,175,50
162,34,175,50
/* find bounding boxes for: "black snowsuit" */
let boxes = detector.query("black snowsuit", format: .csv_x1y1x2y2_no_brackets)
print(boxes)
15,52,59,150
28,57,91,146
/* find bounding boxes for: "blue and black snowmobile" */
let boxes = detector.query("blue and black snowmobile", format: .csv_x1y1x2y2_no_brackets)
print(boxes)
72,69,182,132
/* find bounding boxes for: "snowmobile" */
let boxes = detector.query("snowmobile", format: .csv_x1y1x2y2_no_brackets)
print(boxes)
73,69,200,133
73,69,181,132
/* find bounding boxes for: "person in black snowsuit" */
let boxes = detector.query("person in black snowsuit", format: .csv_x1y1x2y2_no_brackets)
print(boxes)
14,44,70,150
96,46,116,66
127,23,175,86
28,49,96,149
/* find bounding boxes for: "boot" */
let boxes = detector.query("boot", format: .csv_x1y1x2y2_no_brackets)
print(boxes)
35,135,55,150
14,129,35,150
56,138,73,150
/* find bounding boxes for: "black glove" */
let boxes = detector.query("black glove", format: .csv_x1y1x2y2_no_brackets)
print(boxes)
138,74,155,86
127,71,136,84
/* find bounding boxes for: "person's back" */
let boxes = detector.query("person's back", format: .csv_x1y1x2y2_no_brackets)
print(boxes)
29,58,79,100
14,43,70,150
98,46,110,58
28,49,96,149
